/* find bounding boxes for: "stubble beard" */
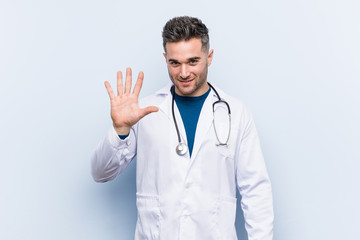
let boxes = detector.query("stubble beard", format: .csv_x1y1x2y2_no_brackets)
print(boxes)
168,66,209,97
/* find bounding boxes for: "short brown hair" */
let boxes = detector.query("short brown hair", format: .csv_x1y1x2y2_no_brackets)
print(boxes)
162,16,209,52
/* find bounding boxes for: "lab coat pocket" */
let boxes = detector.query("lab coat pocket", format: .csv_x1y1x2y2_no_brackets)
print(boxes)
218,196,237,239
135,193,160,240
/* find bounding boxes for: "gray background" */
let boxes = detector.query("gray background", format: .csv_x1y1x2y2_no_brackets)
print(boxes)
1,0,359,239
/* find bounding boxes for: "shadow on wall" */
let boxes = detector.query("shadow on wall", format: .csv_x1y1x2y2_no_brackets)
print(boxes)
236,192,248,240
101,161,137,239
101,159,248,239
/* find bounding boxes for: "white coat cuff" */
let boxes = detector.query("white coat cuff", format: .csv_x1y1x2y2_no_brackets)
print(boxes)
108,127,132,149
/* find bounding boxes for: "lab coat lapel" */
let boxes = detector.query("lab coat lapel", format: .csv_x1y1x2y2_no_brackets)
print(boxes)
190,90,216,160
173,102,187,145
157,85,187,147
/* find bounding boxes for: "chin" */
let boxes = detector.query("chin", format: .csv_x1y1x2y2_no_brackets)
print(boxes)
177,85,196,95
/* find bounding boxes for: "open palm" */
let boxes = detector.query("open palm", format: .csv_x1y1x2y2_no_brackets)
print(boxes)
104,68,158,135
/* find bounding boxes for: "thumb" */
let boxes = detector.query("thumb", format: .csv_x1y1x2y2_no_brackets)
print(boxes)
139,106,159,118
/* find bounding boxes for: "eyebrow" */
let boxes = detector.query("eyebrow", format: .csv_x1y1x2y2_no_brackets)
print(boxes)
168,59,180,63
168,57,201,63
188,57,201,62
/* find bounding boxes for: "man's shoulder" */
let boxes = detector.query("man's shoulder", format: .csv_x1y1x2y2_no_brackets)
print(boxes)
212,85,246,108
138,83,171,107
212,85,253,120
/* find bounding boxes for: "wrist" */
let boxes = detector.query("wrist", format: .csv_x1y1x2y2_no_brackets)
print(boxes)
113,124,131,135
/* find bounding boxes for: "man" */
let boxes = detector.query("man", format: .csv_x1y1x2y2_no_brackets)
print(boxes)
91,16,274,240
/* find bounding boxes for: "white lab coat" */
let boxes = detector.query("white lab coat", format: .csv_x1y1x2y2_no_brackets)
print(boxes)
91,83,274,240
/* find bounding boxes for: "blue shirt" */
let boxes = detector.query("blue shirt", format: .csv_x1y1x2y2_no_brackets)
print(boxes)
174,87,210,156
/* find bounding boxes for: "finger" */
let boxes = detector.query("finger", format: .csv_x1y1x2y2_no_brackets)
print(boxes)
117,71,123,96
139,106,159,119
124,67,132,94
104,81,116,100
133,71,144,96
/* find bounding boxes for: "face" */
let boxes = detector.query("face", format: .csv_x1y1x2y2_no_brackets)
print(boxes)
163,38,213,97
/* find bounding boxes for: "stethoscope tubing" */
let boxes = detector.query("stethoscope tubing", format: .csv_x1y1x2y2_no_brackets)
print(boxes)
172,83,231,156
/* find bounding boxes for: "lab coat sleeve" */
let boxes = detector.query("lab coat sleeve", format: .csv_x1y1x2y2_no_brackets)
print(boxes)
91,127,137,183
236,112,274,240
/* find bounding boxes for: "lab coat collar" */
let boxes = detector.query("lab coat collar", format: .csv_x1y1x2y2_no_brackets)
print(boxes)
155,83,173,96
155,82,221,120
156,83,173,120
155,82,221,101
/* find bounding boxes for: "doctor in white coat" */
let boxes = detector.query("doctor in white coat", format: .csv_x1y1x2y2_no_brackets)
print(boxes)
91,16,273,240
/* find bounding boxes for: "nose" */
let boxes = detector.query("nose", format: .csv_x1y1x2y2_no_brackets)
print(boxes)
179,65,190,79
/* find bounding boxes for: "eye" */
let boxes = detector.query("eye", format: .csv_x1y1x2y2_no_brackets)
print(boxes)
170,61,180,67
189,59,199,65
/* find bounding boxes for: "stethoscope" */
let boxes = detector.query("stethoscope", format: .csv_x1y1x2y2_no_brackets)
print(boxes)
172,83,231,156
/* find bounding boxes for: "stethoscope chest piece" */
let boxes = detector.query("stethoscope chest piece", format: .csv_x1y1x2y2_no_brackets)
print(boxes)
176,143,188,156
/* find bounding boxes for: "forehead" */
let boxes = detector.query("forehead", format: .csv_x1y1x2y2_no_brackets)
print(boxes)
165,38,205,60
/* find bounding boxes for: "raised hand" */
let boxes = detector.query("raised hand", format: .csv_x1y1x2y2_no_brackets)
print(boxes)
104,68,159,135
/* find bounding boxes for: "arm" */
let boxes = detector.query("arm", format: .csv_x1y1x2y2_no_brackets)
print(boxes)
91,127,137,182
91,68,158,182
236,111,274,240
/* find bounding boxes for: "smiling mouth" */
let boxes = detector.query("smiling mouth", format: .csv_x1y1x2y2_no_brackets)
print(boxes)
178,78,194,83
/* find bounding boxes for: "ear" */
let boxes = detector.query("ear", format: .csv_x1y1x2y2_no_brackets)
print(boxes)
207,49,214,66
163,53,168,62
